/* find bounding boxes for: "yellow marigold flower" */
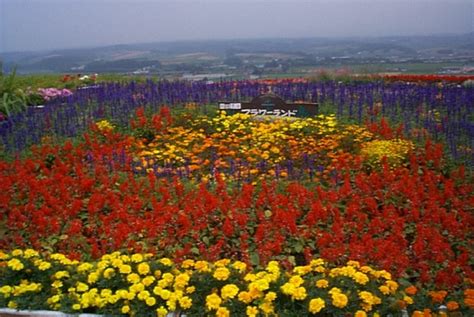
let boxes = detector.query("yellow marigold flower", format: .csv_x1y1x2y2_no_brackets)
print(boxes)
11,249,23,257
97,260,109,270
179,296,193,309
385,280,398,293
7,258,24,271
52,280,63,288
379,285,390,295
37,261,52,271
238,291,253,304
353,272,369,285
127,273,141,284
138,262,150,275
138,290,151,300
130,283,145,294
131,253,144,263
294,265,312,275
155,288,171,300
244,273,257,282
111,259,123,267
231,260,247,273
309,298,325,314
216,307,230,317
281,282,296,296
47,294,60,304
103,268,115,279
331,292,348,308
359,291,381,306
174,273,190,289
292,287,307,300
265,291,277,302
310,258,325,266
195,260,210,272
142,276,156,286
266,261,280,272
87,272,99,284
186,286,196,294
72,304,81,310
162,272,174,283
252,278,270,291
355,310,368,317
403,296,414,305
77,262,93,272
76,282,89,293
7,300,17,309
246,306,259,317
24,249,39,258
215,259,231,267
156,306,168,317
316,279,329,288
54,270,70,279
221,284,239,300
116,289,129,299
329,287,342,294
181,259,195,269
121,305,130,314
347,260,360,268
96,120,113,131
0,285,12,295
146,296,157,306
119,264,132,274
159,258,173,266
213,267,230,281
259,301,274,314
378,270,392,280
166,299,177,311
289,275,304,286
206,293,222,310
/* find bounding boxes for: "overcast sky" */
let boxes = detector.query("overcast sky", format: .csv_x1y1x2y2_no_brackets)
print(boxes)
0,0,472,52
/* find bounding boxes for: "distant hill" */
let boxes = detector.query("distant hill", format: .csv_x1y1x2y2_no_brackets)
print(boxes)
1,33,473,74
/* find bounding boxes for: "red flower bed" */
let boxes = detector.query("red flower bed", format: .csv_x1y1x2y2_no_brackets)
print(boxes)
1,124,473,291
380,74,474,84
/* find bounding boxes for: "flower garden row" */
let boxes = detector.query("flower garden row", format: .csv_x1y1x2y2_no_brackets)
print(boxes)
0,78,473,168
1,250,473,316
1,102,473,315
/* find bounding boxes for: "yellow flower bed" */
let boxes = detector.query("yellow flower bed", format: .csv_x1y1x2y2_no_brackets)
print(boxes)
360,139,414,169
134,111,375,181
0,249,444,316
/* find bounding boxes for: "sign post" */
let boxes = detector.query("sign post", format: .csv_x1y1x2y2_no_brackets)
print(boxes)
218,93,318,117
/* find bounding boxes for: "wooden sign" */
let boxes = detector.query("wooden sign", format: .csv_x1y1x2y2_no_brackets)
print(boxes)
218,93,318,117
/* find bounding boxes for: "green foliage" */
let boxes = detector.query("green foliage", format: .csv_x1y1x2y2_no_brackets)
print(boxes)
0,68,27,116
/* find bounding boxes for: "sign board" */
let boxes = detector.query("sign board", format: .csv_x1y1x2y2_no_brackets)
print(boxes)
218,93,318,117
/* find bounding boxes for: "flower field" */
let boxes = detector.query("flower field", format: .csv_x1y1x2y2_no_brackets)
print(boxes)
0,78,473,316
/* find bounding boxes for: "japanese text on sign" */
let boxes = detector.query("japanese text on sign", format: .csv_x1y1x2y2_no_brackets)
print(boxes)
241,109,298,117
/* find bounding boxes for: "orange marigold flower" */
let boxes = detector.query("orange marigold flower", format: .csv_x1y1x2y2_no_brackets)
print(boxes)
423,308,432,317
428,290,447,303
465,289,474,298
405,285,418,296
446,301,459,311
464,297,474,308
395,300,407,309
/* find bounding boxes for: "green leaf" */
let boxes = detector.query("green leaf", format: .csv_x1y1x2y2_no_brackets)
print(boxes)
294,241,304,253
250,252,260,266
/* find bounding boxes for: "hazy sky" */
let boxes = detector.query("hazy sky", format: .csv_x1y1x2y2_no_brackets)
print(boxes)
0,0,472,52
